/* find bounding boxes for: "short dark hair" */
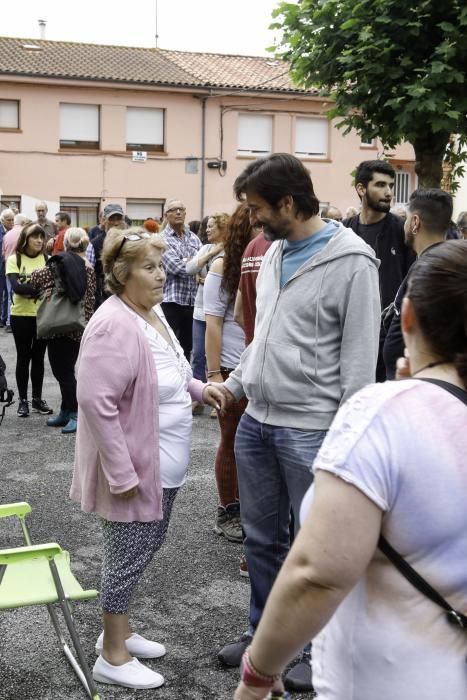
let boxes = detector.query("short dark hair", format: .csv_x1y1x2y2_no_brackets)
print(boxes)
408,240,467,390
233,153,320,219
56,211,71,226
408,188,453,234
355,160,395,189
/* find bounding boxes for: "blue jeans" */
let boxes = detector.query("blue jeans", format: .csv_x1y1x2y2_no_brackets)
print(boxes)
235,413,327,631
192,318,207,381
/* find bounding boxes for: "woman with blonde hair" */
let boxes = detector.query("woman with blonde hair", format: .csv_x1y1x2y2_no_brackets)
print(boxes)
186,211,229,414
31,227,96,433
71,227,225,690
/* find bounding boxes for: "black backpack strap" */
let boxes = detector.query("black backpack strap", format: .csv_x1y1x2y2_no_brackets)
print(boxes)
418,378,467,405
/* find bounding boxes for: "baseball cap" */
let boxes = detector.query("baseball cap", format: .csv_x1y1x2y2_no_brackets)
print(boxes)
103,203,124,218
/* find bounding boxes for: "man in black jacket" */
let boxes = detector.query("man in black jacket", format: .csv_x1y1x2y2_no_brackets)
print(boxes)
383,188,451,379
343,160,415,380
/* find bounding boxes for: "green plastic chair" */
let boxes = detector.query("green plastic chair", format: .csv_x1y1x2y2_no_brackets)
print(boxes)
0,502,101,700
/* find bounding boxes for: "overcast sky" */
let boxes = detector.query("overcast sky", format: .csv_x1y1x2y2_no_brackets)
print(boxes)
3,0,283,56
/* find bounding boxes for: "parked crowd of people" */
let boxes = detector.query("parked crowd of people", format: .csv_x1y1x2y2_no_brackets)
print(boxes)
1,156,466,697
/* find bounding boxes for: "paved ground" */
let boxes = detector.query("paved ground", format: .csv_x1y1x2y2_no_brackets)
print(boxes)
0,330,311,700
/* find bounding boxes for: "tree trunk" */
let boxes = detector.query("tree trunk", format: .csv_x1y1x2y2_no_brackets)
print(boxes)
413,132,450,189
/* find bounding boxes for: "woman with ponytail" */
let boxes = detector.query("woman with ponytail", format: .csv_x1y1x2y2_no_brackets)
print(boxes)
234,240,467,700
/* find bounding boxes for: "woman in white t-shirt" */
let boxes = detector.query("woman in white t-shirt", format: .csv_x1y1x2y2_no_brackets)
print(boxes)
233,240,467,699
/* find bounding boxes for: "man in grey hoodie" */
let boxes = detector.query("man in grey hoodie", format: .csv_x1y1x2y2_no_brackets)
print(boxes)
217,154,381,693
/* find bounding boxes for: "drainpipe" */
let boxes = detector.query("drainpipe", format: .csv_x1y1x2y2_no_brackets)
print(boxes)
200,96,207,219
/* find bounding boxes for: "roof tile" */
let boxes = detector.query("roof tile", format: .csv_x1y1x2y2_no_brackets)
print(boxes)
0,36,315,94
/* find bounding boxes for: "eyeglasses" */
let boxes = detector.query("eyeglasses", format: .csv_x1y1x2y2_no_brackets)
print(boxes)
166,207,186,214
114,232,152,260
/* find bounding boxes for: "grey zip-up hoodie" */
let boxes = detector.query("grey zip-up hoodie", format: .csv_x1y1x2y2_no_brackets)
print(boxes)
224,224,381,430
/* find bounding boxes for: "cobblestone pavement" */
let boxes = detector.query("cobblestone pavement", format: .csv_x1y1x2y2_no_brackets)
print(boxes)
0,329,311,700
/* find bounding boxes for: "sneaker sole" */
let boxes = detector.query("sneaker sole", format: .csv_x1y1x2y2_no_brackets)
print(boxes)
92,672,164,689
239,569,250,578
213,525,243,543
17,413,29,418
31,409,53,415
94,644,167,659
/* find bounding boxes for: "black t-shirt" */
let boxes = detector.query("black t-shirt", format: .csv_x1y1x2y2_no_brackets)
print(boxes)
354,219,386,252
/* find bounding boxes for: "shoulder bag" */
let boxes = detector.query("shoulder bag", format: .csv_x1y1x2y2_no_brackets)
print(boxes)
379,378,467,633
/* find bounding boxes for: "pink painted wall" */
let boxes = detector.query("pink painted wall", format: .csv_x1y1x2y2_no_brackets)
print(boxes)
0,79,415,221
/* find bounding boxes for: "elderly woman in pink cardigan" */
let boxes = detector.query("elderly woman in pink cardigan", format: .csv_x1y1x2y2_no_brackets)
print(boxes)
70,228,224,691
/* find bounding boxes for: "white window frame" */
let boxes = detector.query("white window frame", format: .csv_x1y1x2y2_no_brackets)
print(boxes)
59,103,100,149
126,199,164,224
126,107,165,152
360,136,377,148
237,113,273,156
394,171,411,205
295,117,329,159
0,100,19,129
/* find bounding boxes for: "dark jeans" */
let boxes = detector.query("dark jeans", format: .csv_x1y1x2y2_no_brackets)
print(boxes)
10,315,47,400
235,413,327,632
161,302,194,362
192,318,207,381
47,336,80,412
0,260,7,324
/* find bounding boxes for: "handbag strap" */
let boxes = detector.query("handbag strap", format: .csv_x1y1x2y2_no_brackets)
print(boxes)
418,377,467,405
378,536,467,629
379,377,467,630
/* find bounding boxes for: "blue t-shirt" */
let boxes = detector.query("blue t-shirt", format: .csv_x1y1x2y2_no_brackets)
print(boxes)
280,221,338,288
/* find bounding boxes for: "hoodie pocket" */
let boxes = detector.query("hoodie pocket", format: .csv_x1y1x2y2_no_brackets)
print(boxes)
261,341,316,405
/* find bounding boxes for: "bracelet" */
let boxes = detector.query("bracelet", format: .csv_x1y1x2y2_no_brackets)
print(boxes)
240,647,280,688
207,369,222,377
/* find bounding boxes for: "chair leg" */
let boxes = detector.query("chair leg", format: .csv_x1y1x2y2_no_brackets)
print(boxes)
48,560,101,700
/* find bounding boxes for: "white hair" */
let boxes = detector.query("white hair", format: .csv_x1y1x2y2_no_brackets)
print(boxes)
14,213,29,226
64,227,89,252
1,208,14,222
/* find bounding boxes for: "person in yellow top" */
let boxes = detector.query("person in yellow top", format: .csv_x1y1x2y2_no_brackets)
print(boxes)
6,223,53,418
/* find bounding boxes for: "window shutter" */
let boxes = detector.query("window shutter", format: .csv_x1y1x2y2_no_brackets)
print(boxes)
295,118,328,158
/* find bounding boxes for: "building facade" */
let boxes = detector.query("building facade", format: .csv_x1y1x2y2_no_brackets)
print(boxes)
0,36,416,225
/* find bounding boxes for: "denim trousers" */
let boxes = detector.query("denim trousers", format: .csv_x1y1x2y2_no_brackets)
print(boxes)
191,318,207,381
235,412,327,632
0,261,8,324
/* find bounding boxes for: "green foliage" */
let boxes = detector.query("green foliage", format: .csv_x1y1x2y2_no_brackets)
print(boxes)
271,0,467,187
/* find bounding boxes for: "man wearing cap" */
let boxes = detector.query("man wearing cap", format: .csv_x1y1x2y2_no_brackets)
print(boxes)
86,203,125,308
160,199,201,361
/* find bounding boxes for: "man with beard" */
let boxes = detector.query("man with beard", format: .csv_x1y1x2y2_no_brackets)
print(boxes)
383,188,451,379
216,153,381,693
343,160,415,310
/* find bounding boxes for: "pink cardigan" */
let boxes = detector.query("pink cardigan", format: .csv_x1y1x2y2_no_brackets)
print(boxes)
70,295,205,522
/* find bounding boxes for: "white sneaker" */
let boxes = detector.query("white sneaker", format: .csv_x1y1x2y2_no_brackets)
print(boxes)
95,631,166,659
92,655,164,689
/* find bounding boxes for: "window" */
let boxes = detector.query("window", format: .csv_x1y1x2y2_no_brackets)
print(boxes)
59,104,99,149
361,137,376,148
237,114,273,156
126,199,164,226
126,108,164,152
60,198,100,228
295,117,328,158
0,100,19,129
394,171,411,204
1,197,20,213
